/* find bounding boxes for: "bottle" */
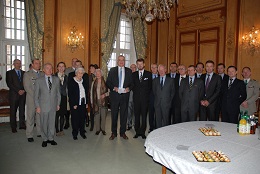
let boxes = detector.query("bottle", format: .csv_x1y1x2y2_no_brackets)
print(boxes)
237,111,243,133
239,116,247,135
250,115,256,134
244,111,250,135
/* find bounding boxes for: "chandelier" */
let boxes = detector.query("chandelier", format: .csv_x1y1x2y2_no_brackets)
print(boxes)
123,0,177,22
67,26,84,53
241,26,260,56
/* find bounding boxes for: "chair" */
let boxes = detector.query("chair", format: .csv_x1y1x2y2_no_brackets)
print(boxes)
0,89,10,118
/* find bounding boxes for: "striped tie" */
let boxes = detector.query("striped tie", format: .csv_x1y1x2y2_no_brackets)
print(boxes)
228,79,233,89
189,77,193,89
48,77,52,92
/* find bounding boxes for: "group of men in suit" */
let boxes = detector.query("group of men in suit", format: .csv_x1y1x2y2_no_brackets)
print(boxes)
125,58,259,138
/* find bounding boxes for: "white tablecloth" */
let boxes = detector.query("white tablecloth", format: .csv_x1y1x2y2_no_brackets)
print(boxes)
144,121,260,174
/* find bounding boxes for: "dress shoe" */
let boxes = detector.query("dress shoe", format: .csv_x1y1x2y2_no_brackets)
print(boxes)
73,136,78,140
19,126,26,130
28,138,34,142
42,141,47,147
109,134,117,140
12,128,17,133
133,134,139,138
37,135,41,137
95,131,100,135
81,134,87,139
127,126,132,131
90,127,94,131
141,134,146,139
120,133,129,140
102,131,106,135
49,140,57,145
64,124,70,129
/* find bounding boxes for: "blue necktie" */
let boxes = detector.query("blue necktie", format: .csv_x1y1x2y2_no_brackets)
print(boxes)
17,70,21,81
119,68,122,88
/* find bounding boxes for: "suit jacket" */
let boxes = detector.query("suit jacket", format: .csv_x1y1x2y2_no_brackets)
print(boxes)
34,75,61,112
6,69,25,95
179,77,204,113
68,77,88,107
153,76,175,110
54,73,68,97
132,70,152,102
221,78,247,113
174,75,187,108
201,73,222,104
240,79,260,115
23,70,44,106
65,67,75,76
106,66,133,100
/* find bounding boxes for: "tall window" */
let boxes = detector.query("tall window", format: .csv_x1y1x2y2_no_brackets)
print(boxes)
1,0,29,72
107,14,136,71
0,0,29,88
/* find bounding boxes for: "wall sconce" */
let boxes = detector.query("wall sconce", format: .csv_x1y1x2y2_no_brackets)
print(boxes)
67,26,84,53
241,26,260,56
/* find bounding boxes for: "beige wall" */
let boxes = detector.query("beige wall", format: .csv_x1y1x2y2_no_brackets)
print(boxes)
43,0,259,81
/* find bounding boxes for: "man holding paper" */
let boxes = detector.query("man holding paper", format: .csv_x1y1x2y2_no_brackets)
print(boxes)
106,55,133,140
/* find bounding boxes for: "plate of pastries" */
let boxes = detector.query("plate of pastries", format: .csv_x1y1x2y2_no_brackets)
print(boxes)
192,150,230,162
199,127,221,136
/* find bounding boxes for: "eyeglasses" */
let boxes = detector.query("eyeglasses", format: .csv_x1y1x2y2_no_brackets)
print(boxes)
178,68,185,71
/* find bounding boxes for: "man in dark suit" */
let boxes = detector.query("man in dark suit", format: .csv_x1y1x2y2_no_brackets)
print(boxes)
153,64,175,128
221,66,247,124
148,63,158,132
195,62,204,78
174,65,187,123
179,65,204,122
106,55,133,140
200,60,222,121
6,59,26,133
132,59,152,139
166,62,180,124
215,63,229,119
68,60,88,84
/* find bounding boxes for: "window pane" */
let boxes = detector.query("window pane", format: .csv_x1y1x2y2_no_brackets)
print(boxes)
11,19,15,28
22,46,25,55
12,29,15,39
17,19,21,29
7,55,11,64
120,42,125,49
11,7,14,17
6,29,11,38
21,20,24,29
5,7,10,17
126,28,131,35
21,31,25,40
12,55,16,62
6,45,11,54
120,34,125,42
17,9,21,19
6,0,11,6
16,0,21,8
5,18,11,27
21,10,25,19
126,42,130,49
21,1,24,9
11,0,14,7
120,27,125,34
126,35,130,42
22,56,25,64
17,46,20,55
12,45,15,54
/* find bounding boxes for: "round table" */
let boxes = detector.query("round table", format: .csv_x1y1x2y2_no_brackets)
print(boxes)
144,121,260,174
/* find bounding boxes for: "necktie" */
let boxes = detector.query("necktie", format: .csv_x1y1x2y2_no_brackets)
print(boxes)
205,74,210,91
153,74,156,79
244,80,247,85
119,68,122,88
228,79,233,89
198,74,201,78
140,72,143,82
48,77,52,92
37,71,40,77
189,77,193,89
17,70,21,82
179,76,184,86
160,77,164,89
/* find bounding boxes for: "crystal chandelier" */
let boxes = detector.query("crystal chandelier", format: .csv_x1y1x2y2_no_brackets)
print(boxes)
241,26,260,56
123,0,177,22
67,26,84,53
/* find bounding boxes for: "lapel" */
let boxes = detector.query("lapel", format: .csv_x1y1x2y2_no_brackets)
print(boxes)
229,78,238,90
207,73,215,88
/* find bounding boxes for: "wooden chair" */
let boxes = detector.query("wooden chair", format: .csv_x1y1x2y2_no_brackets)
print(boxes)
0,89,10,118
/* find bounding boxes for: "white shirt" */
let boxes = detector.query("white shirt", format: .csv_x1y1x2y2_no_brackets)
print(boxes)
219,73,224,79
170,73,176,78
139,69,144,79
197,73,202,78
160,75,166,86
118,66,125,88
74,77,86,105
179,75,187,86
152,73,158,79
244,78,250,84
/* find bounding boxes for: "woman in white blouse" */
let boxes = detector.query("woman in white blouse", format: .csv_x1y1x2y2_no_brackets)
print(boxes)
68,67,88,140
90,69,109,135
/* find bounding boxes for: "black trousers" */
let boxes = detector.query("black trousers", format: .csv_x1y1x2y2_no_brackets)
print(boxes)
9,93,26,129
134,99,148,135
110,94,129,135
200,102,218,121
221,107,239,124
148,93,155,131
55,95,67,132
71,104,86,137
155,105,170,128
90,107,94,129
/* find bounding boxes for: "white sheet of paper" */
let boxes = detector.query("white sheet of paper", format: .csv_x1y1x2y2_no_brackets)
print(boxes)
118,88,126,94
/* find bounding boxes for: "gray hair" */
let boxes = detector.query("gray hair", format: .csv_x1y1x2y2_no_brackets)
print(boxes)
43,63,53,69
94,69,103,76
75,67,85,74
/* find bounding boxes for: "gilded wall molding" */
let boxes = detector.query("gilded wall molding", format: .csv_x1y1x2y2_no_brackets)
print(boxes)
91,29,99,53
44,21,54,52
168,36,174,57
226,28,235,59
178,10,225,29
